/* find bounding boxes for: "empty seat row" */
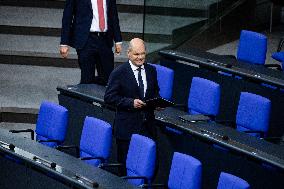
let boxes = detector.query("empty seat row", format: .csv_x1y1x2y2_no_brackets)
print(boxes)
8,100,251,188
120,135,250,189
153,62,271,138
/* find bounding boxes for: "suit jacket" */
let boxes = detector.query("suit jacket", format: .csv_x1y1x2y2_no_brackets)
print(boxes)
104,62,160,140
61,0,122,49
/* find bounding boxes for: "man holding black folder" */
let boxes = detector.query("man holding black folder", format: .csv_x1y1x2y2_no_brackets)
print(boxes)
104,38,160,174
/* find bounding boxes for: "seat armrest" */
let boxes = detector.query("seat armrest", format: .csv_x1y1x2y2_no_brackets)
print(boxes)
262,136,282,144
173,104,187,112
264,64,282,71
9,129,34,140
215,120,235,127
80,156,105,162
243,130,264,138
141,183,167,188
220,54,237,60
98,163,123,169
56,145,80,158
121,176,148,185
38,139,61,143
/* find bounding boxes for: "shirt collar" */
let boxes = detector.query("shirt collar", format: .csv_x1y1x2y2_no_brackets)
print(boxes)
129,60,144,71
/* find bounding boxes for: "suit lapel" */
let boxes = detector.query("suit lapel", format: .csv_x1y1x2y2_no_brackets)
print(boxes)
87,0,92,10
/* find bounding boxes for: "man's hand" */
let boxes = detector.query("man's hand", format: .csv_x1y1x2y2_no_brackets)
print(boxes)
60,46,69,58
134,99,146,109
115,43,122,55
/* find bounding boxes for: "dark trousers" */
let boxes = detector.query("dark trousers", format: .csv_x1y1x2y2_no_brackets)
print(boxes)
76,33,114,85
116,138,130,176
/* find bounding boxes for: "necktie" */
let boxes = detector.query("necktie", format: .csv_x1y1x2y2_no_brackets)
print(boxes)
97,0,105,31
137,67,144,99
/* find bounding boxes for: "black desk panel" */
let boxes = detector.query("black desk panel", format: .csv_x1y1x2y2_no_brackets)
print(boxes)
156,107,284,169
159,49,284,137
159,49,284,88
58,84,284,189
0,128,138,189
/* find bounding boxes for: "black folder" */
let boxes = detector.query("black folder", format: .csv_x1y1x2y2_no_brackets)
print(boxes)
145,97,174,108
179,114,210,122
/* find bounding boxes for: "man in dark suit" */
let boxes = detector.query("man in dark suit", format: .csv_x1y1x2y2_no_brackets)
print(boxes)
60,0,122,85
104,38,160,173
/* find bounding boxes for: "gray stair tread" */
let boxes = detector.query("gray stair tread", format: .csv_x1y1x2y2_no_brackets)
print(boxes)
117,0,219,9
0,63,80,109
0,123,35,138
0,6,206,35
122,13,206,35
0,34,169,61
0,34,77,58
0,0,219,10
0,6,63,28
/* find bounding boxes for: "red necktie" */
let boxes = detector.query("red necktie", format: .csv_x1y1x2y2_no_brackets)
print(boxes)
97,0,105,31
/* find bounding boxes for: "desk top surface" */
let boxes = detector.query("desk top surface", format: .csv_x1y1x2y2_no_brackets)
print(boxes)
156,107,284,170
57,84,106,104
159,49,284,88
0,128,138,189
57,84,284,170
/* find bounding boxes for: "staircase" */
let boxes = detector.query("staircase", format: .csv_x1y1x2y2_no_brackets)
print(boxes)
0,0,219,67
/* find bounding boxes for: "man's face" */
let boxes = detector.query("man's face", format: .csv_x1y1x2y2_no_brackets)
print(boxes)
127,43,146,67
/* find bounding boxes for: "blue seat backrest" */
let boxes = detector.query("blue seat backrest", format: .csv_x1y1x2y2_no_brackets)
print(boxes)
168,152,202,189
236,92,271,137
272,51,284,64
217,172,250,189
126,134,156,186
188,77,221,116
80,116,112,167
149,63,174,100
237,30,267,65
35,101,68,147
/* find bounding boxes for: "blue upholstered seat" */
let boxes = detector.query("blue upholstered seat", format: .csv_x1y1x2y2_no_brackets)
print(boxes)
236,92,271,137
272,51,284,63
126,134,156,186
272,51,284,69
79,116,112,167
35,101,68,147
271,36,284,68
150,63,174,100
217,172,250,189
188,77,221,117
219,30,267,78
237,30,267,65
168,152,202,189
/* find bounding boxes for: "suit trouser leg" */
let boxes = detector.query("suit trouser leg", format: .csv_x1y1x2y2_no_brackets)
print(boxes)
77,34,114,84
116,138,130,176
97,37,114,85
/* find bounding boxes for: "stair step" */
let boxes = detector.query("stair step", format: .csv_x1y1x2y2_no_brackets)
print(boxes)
0,34,169,66
0,63,80,109
117,0,219,9
0,6,206,43
0,0,219,9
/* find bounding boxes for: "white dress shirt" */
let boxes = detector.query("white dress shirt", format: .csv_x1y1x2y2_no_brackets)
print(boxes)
90,0,107,32
129,61,147,97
